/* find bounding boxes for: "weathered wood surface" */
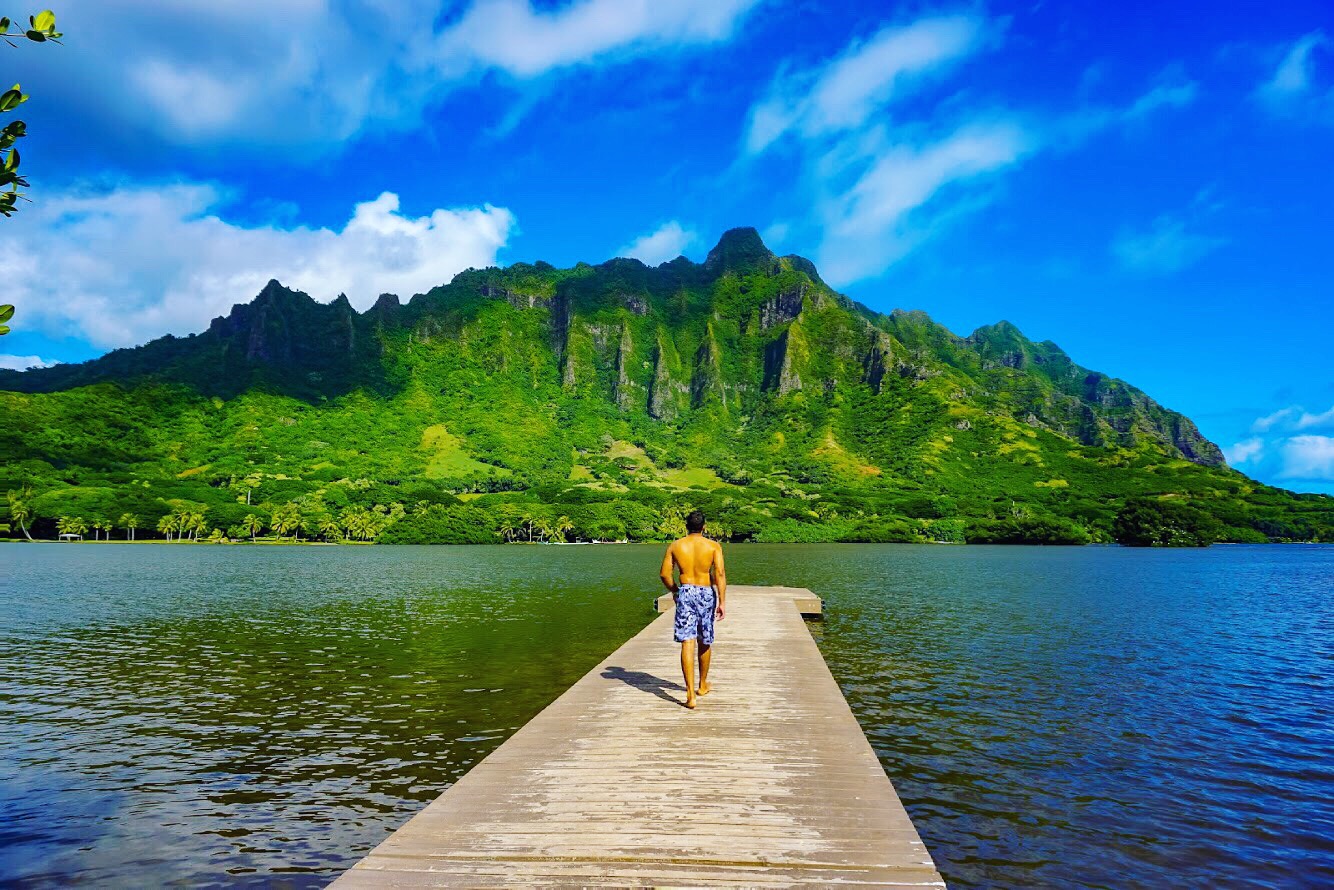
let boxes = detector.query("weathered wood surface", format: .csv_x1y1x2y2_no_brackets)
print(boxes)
332,585,944,888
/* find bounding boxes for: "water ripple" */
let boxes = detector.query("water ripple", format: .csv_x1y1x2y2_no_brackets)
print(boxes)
2,542,1332,889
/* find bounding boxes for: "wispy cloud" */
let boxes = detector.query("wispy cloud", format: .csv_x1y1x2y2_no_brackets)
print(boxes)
616,221,698,265
1279,435,1334,480
0,354,56,371
1224,437,1265,465
1259,31,1325,98
12,1,761,151
1112,215,1226,273
434,0,761,79
1297,406,1334,429
1125,79,1199,119
738,11,1201,286
1255,31,1333,122
1230,405,1334,482
1253,406,1298,432
744,14,987,154
815,121,1030,284
4,184,515,349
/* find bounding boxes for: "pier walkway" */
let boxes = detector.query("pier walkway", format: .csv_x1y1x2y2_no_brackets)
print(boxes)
332,585,944,887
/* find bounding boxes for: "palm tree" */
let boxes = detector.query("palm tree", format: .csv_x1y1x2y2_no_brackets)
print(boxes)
318,514,343,542
4,488,33,544
156,513,175,542
6,486,34,541
339,507,364,541
119,513,139,541
554,515,574,543
271,503,300,539
243,513,264,542
499,519,516,543
530,517,552,547
58,516,87,540
92,517,110,541
185,511,207,542
520,512,538,542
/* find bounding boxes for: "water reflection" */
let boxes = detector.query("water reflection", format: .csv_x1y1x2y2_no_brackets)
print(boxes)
3,543,1331,889
1,544,655,886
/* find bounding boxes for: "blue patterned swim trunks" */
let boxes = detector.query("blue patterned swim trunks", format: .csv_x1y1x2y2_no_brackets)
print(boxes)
673,584,716,645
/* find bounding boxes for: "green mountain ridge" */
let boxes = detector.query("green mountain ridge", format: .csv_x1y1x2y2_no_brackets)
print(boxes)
2,228,1329,545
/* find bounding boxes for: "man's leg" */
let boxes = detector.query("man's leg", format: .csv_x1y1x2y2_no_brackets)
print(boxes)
680,639,697,709
697,643,711,696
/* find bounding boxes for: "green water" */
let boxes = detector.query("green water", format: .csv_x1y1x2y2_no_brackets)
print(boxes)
2,543,1331,889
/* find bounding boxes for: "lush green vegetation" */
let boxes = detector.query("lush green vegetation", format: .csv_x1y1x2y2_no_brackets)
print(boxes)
2,229,1330,547
1113,498,1225,547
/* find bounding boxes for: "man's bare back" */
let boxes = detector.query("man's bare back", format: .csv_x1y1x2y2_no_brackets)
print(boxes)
659,512,726,709
664,534,726,591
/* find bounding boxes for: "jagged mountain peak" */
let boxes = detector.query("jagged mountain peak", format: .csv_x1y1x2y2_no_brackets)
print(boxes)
704,227,774,275
253,278,305,304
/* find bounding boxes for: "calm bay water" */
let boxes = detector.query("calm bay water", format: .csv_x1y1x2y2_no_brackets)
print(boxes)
1,543,1330,888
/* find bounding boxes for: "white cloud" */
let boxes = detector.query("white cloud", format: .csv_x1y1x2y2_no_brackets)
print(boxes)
1278,435,1334,480
1256,31,1334,123
1224,437,1265,465
745,14,985,154
816,122,1030,283
1112,215,1226,273
434,0,761,79
1125,80,1199,118
1260,31,1325,98
1250,404,1334,433
4,183,515,349
616,221,697,265
1226,407,1334,487
10,1,760,150
1253,406,1298,432
1297,406,1334,429
0,354,57,371
739,13,1199,286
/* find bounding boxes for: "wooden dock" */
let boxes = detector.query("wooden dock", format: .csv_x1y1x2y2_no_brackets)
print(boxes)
332,585,944,888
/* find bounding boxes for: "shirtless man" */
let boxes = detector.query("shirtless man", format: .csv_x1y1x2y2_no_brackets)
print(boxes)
659,510,726,709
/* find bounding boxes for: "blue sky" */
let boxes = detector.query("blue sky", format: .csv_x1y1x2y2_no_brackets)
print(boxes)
1,0,1331,492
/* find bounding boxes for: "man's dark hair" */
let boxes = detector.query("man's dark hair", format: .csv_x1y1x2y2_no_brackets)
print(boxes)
686,510,706,534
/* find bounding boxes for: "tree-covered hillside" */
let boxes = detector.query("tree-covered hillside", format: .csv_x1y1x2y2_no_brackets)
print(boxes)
2,229,1329,545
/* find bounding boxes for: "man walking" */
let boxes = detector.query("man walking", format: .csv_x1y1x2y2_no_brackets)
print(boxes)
659,510,726,709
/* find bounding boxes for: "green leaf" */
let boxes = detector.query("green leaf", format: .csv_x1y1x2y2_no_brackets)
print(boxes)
0,17,10,34
0,304,13,323
32,10,55,31
0,325,10,335
0,90,22,113
4,148,18,172
25,29,46,42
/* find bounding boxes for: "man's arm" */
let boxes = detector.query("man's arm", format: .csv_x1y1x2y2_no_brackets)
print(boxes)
659,544,678,593
712,543,727,619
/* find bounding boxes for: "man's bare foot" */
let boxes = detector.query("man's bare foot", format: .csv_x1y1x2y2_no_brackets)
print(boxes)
684,696,697,709
697,681,711,696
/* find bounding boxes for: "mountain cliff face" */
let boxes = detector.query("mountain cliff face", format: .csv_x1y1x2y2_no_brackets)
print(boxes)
0,227,1225,465
3,228,1325,545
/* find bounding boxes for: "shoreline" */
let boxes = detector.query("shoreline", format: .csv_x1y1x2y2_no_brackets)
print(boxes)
2,538,1328,547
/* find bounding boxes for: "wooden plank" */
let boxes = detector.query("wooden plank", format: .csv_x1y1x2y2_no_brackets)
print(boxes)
332,585,944,888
